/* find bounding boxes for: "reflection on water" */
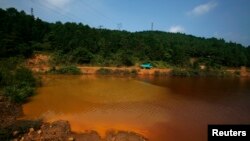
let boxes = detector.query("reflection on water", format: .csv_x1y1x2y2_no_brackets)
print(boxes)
22,75,250,141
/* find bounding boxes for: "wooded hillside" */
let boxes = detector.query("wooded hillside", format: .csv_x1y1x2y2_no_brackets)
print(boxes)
1,8,250,68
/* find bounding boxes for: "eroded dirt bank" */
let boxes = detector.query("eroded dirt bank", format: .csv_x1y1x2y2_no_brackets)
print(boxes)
26,53,250,77
25,53,171,75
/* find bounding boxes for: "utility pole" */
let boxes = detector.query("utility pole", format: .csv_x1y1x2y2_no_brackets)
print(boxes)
151,22,154,31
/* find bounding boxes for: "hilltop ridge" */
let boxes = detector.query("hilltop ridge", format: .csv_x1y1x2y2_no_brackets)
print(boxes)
1,7,250,68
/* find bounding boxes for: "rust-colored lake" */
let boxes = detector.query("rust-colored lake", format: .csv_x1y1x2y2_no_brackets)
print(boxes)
22,75,250,141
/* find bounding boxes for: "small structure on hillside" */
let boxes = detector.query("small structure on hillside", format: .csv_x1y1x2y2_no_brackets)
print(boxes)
140,63,152,69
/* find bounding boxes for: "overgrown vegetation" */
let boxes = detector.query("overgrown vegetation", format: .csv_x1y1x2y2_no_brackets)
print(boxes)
0,58,37,103
96,68,112,75
1,8,250,70
170,68,233,77
96,68,138,76
48,65,82,75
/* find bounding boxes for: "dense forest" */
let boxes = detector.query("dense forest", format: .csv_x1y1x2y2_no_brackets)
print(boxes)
1,7,250,68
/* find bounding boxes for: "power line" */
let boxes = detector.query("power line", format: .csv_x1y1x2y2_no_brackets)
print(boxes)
29,0,121,29
76,0,118,26
42,0,90,24
29,0,91,25
29,0,75,21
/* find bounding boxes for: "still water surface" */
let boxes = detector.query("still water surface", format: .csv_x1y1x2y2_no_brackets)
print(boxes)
22,75,250,141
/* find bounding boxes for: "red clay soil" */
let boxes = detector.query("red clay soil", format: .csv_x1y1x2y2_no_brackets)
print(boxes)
26,54,50,73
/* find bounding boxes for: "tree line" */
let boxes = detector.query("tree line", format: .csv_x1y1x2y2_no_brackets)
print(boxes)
1,8,250,68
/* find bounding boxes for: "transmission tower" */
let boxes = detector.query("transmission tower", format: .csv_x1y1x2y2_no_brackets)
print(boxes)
31,8,34,17
151,22,154,31
117,23,122,30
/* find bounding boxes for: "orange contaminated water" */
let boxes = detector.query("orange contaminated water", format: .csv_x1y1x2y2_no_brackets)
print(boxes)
22,75,250,141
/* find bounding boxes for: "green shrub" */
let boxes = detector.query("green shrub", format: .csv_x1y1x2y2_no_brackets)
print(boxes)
58,66,82,74
14,67,37,87
171,68,191,77
3,67,37,103
112,69,122,75
151,61,171,68
96,68,112,75
234,70,241,76
48,65,82,75
96,68,138,76
4,85,34,103
130,69,138,75
0,65,37,103
0,57,24,70
0,68,11,86
171,67,234,77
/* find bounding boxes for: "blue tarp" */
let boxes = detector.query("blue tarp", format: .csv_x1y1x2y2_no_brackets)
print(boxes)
140,63,152,69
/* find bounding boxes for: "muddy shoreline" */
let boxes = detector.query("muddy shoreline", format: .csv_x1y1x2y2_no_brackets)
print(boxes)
0,95,147,141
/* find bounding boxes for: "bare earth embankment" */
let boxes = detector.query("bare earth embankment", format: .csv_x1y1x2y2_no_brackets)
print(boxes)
26,54,250,77
25,53,172,76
